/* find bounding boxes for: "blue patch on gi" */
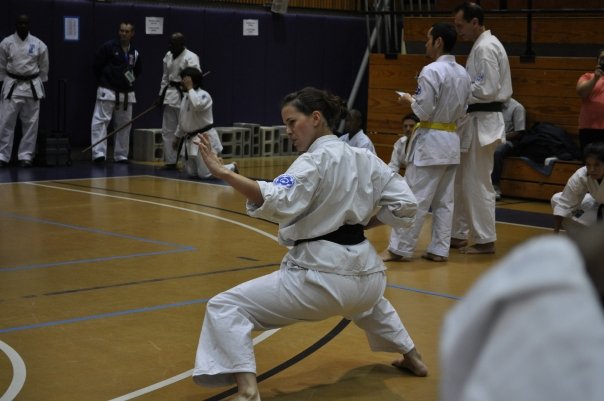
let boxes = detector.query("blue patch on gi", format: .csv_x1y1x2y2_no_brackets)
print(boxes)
273,174,295,189
415,85,422,96
475,72,484,83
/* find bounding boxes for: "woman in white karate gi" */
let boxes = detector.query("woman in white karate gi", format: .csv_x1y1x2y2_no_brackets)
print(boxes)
193,87,428,400
551,141,604,234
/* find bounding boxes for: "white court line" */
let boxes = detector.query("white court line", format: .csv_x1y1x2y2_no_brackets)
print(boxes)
0,340,26,401
26,182,278,242
9,181,282,400
108,329,279,401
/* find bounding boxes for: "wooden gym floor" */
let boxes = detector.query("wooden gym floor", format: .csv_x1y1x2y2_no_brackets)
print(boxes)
0,156,553,401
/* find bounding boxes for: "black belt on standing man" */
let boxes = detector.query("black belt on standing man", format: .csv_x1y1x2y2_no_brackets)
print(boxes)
467,102,503,113
6,72,39,100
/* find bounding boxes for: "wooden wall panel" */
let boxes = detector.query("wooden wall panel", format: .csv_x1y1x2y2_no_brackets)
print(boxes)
367,53,592,200
403,17,604,45
435,0,604,12
367,53,593,147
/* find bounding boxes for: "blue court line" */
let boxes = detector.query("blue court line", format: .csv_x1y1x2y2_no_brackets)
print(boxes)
388,283,462,301
0,210,195,272
0,249,194,273
0,298,210,334
0,283,460,334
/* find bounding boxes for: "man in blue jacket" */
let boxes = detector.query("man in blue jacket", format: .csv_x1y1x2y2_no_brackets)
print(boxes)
89,22,142,163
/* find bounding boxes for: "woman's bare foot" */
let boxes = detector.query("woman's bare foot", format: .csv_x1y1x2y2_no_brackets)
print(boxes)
233,372,261,401
392,347,428,377
459,242,495,254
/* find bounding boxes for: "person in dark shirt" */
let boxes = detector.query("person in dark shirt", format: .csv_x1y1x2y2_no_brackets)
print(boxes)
89,22,142,164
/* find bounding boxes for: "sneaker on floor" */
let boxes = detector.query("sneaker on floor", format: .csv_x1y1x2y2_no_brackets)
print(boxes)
19,160,33,168
0,160,8,167
115,159,130,164
93,156,106,164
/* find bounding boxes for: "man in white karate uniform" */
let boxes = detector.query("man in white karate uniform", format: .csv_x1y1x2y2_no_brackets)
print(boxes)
158,32,200,169
380,23,471,263
0,14,49,167
451,2,512,254
339,109,376,154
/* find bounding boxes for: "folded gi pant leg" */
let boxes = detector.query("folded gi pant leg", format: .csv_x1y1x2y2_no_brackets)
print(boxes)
193,266,388,387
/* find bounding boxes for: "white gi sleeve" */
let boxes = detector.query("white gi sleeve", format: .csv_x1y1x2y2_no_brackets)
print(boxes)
187,88,212,111
246,155,321,223
552,168,589,218
376,173,417,228
468,44,502,103
411,66,438,121
38,41,49,82
388,136,408,172
159,52,170,95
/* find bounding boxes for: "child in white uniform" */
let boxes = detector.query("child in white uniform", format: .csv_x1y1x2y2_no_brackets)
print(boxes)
551,142,604,234
173,67,237,178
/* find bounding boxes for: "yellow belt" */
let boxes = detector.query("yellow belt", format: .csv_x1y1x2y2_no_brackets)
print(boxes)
415,122,457,132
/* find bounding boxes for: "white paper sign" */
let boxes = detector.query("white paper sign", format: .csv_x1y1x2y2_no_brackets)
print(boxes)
64,16,79,41
243,19,259,36
145,17,164,35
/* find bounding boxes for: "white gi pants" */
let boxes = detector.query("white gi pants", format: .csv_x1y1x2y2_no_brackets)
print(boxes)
193,265,415,387
0,97,40,163
90,99,132,161
161,105,179,164
388,163,457,258
452,135,498,244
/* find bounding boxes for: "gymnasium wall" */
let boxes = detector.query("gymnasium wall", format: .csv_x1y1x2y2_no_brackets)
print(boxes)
1,0,369,148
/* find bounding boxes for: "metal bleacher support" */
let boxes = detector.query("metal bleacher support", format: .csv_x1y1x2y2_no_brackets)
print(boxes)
133,128,163,161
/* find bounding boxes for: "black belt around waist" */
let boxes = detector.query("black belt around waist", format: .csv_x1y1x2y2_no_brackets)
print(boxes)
467,102,503,113
6,72,40,100
294,224,366,246
177,123,215,162
113,89,134,111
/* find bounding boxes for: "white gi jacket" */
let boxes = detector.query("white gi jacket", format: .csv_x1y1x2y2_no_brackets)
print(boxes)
175,87,222,155
159,48,200,108
339,129,376,154
410,54,471,166
0,32,49,99
388,135,408,173
459,30,512,149
552,166,604,227
248,135,417,275
440,235,604,401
